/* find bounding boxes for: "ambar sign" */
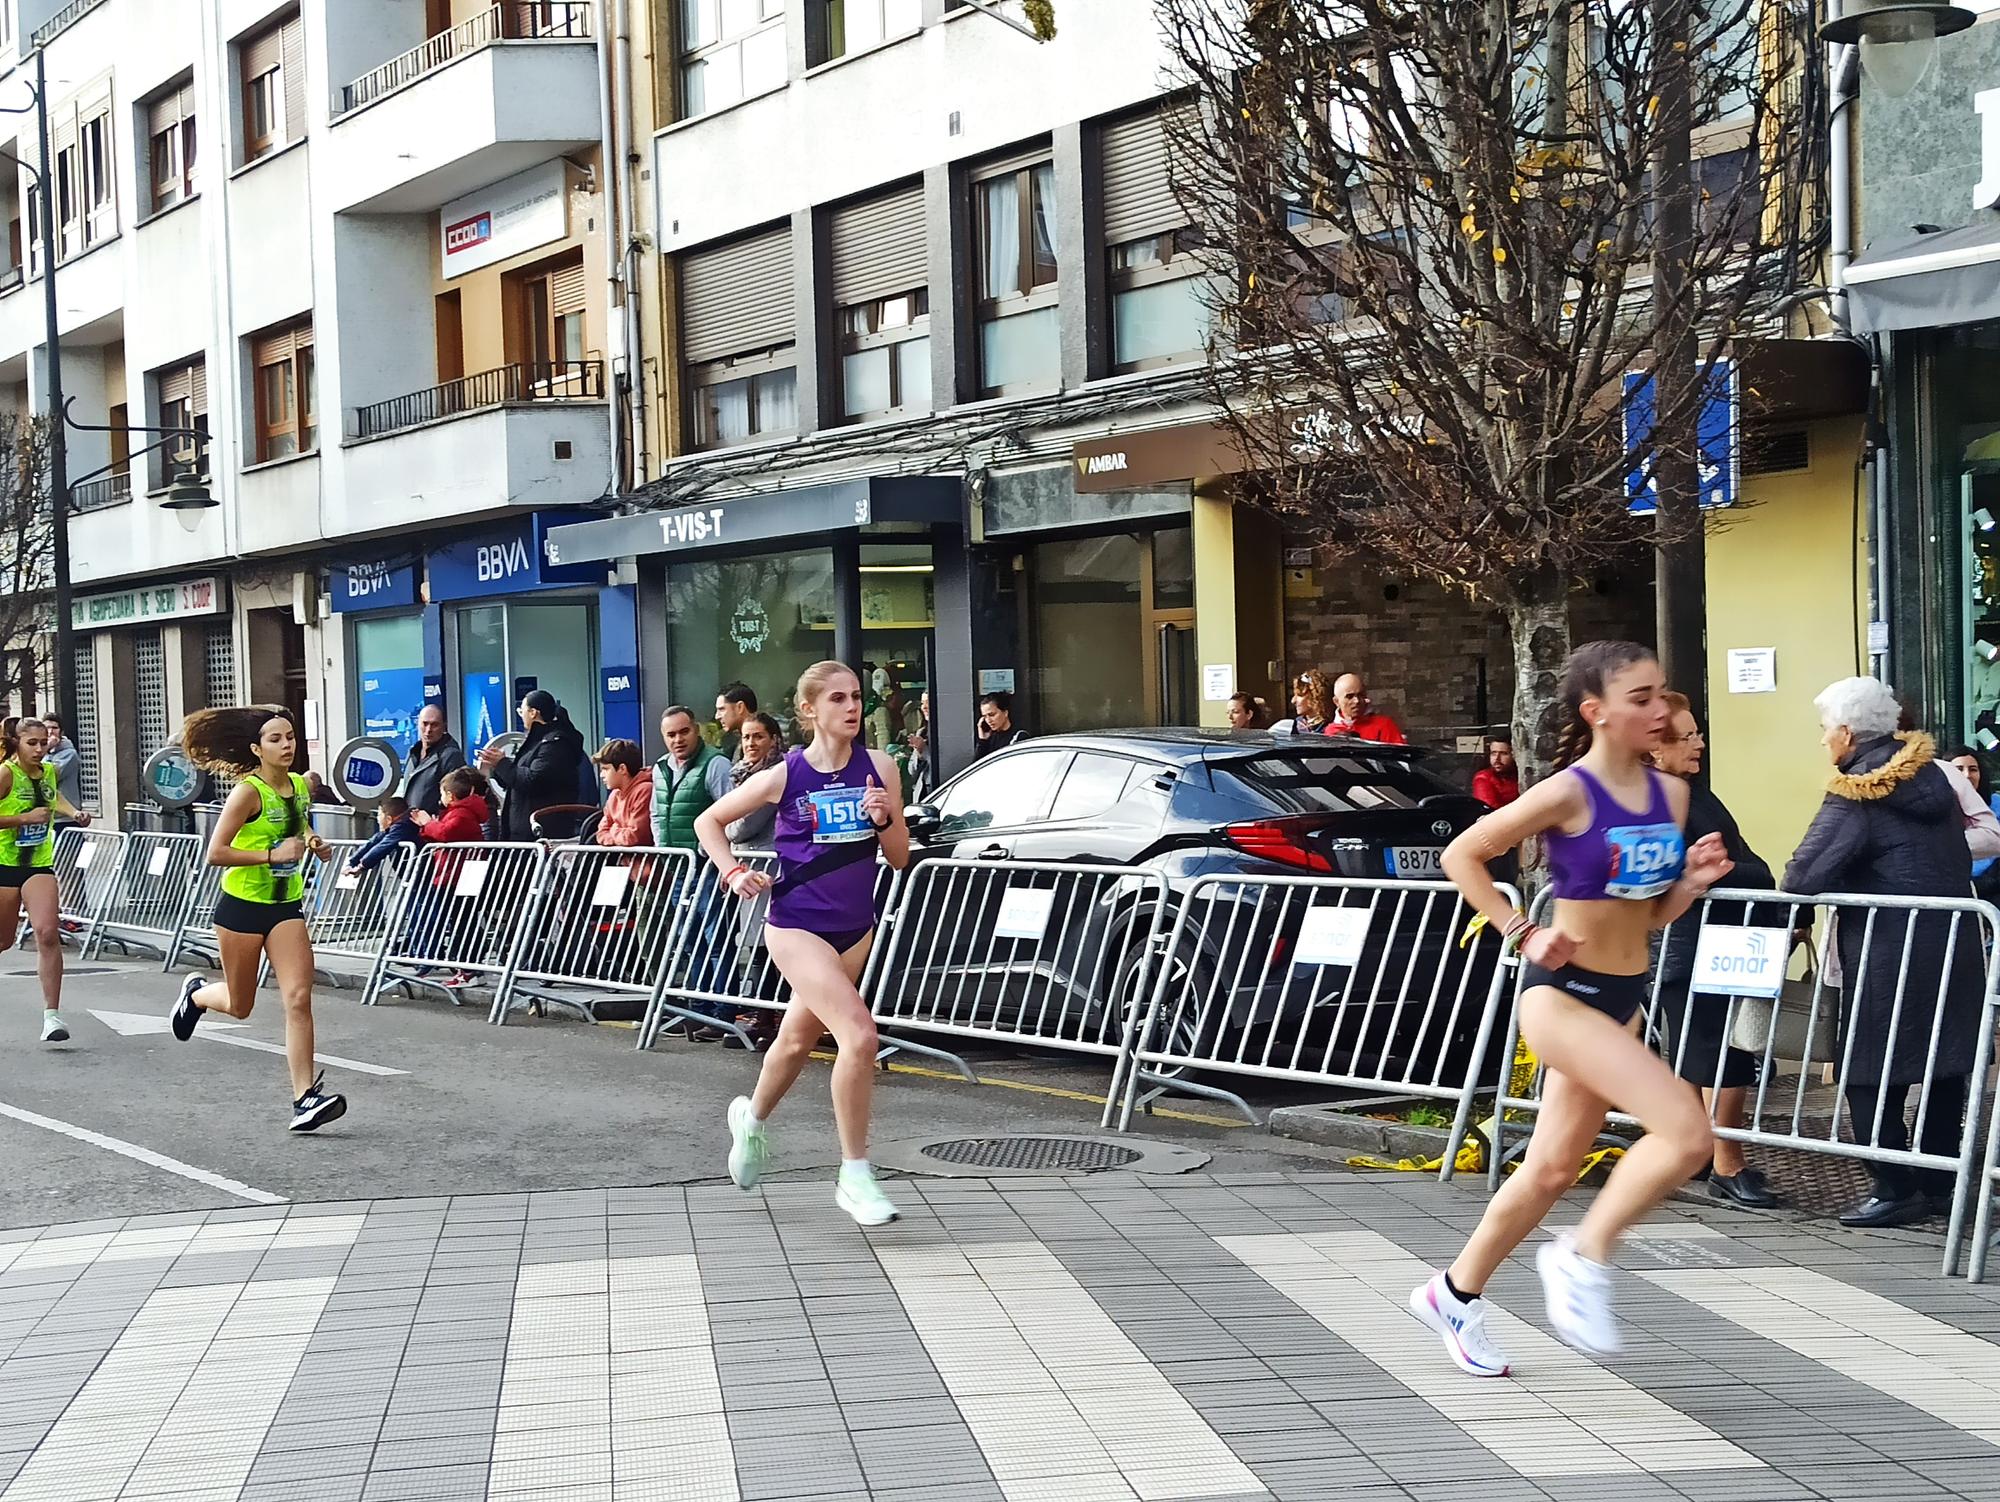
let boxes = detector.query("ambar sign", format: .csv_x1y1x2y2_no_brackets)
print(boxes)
72,576,224,631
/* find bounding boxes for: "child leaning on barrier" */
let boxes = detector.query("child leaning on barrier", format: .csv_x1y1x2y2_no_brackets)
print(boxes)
403,768,492,981
348,797,421,876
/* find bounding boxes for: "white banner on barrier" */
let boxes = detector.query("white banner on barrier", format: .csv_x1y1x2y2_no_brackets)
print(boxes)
336,870,362,892
454,859,490,899
591,867,631,907
1295,905,1371,967
77,843,95,869
994,887,1055,941
147,849,170,878
1691,926,1790,999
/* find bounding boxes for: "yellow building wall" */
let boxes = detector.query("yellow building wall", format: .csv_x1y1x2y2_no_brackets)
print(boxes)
1705,414,1868,871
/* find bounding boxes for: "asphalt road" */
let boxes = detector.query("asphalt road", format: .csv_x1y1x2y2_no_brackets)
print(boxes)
0,954,1349,1230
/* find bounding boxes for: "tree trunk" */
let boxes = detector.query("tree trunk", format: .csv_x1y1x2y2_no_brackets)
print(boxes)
1503,561,1571,786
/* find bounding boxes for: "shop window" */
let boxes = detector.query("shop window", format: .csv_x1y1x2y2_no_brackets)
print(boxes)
691,348,797,449
1109,231,1211,372
808,0,919,65
240,10,305,165
152,356,208,489
679,0,786,120
251,318,316,462
975,158,1059,396
839,288,929,422
145,78,197,214
666,550,834,746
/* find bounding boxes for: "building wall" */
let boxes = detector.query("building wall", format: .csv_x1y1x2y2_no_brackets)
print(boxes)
1705,416,1871,871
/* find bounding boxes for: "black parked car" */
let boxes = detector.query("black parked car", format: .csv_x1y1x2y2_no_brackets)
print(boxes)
880,730,1507,1082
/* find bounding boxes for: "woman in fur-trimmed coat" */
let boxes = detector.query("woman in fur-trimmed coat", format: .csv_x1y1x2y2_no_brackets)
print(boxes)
1783,677,1986,1227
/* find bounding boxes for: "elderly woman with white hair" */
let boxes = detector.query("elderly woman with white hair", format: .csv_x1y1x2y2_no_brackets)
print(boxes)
1783,676,1986,1229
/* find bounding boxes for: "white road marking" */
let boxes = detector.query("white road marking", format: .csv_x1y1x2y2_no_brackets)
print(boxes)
88,1007,407,1075
0,1100,282,1205
1641,1265,2000,1446
489,1255,737,1501
882,1241,1266,1501
0,1275,334,1502
1219,1231,1760,1478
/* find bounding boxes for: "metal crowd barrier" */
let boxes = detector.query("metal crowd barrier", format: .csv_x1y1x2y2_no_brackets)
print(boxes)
84,830,205,962
491,844,695,1025
304,839,417,985
360,842,550,1007
1110,874,1521,1135
862,858,1170,1088
633,854,975,1070
18,827,127,951
1456,885,2000,1281
162,859,228,972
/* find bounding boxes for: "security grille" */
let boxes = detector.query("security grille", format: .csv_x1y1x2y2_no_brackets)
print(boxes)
70,642,99,808
133,629,167,763
203,623,235,709
921,1137,1143,1173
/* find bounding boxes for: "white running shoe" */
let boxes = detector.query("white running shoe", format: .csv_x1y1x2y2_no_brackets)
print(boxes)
39,1011,67,1044
726,1096,768,1191
835,1167,899,1227
1408,1273,1510,1377
1536,1235,1623,1358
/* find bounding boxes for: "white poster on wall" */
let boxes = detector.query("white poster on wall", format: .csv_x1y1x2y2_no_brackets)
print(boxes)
440,161,569,279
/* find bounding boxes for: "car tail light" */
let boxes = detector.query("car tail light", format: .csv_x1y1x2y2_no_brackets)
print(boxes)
1222,818,1334,874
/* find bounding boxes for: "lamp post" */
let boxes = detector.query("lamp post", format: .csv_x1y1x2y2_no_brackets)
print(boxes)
31,46,75,729
1822,2,1976,97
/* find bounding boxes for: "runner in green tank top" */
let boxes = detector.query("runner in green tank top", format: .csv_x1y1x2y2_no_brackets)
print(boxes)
0,719,92,1044
167,706,347,1132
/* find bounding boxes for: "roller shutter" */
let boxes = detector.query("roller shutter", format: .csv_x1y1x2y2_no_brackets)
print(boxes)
830,181,926,307
1102,102,1191,244
680,224,794,364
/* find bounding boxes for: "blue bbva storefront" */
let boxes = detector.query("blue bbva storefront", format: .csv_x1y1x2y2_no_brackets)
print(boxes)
332,509,640,762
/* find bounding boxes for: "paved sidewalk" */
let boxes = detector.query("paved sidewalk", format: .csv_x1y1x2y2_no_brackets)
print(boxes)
0,1171,1995,1502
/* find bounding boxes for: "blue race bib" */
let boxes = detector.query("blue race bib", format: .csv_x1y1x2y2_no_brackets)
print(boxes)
16,821,46,848
808,786,873,845
1604,821,1685,899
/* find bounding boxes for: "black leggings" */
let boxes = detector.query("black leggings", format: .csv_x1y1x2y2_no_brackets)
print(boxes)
1843,1074,1971,1198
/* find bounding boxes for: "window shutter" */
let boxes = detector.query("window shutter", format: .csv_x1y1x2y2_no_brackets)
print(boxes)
241,21,282,79
830,181,926,308
281,15,306,141
1101,102,1190,245
189,359,207,416
158,363,191,405
680,224,794,364
549,259,587,315
254,325,297,366
147,89,181,138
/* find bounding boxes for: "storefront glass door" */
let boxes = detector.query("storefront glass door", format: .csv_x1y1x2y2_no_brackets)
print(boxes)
667,550,836,745
453,600,599,753
1028,525,1193,734
859,543,934,764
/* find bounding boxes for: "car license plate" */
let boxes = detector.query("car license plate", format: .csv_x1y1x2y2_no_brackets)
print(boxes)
1385,846,1444,878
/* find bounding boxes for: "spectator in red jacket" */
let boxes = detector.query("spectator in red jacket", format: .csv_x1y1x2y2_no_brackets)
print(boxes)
1471,736,1520,810
404,767,491,987
1327,674,1406,744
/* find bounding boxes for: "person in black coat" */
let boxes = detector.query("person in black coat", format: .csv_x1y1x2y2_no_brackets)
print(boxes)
1652,693,1783,1209
1783,677,1986,1229
478,689,588,841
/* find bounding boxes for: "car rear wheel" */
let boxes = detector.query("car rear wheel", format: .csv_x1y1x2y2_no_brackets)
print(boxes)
1109,929,1215,1082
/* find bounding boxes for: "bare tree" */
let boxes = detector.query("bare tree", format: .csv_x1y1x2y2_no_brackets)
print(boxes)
1162,0,1825,772
0,414,56,708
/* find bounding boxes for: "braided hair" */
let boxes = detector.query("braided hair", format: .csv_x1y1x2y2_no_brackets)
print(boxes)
1551,641,1658,772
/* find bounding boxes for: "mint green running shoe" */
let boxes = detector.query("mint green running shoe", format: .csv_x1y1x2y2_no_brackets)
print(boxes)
727,1096,768,1190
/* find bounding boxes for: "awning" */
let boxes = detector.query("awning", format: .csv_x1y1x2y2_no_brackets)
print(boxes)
543,475,962,566
1846,218,2000,334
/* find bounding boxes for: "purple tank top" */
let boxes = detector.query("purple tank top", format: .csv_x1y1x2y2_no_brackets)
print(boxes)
1544,766,1687,901
768,745,879,934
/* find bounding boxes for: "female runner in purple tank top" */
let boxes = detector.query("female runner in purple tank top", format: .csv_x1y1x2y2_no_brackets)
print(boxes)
1408,642,1735,1375
694,660,909,1227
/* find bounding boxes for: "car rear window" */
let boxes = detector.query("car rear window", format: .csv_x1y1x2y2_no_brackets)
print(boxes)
1213,752,1452,813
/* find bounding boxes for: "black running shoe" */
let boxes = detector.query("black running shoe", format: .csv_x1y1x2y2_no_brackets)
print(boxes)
170,974,203,1041
290,1072,347,1133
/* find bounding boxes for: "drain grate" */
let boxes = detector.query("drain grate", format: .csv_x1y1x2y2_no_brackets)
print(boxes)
921,1136,1146,1173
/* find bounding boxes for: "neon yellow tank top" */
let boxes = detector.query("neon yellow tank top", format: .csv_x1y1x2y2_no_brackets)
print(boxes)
0,757,58,869
220,772,310,904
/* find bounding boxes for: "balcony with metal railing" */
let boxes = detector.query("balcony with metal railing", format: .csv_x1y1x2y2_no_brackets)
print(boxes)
69,472,130,513
335,358,611,534
324,3,601,214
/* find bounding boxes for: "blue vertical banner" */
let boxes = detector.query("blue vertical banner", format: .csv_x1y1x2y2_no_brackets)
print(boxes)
1623,360,1739,514
599,583,640,745
360,668,426,760
464,673,507,750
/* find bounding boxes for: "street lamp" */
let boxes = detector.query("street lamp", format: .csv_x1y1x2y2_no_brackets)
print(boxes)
1822,2,1977,98
62,399,214,519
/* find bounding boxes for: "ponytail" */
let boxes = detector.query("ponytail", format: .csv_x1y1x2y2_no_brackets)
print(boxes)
1551,706,1593,772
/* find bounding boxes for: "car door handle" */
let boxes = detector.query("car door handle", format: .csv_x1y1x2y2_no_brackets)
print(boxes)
973,844,1010,860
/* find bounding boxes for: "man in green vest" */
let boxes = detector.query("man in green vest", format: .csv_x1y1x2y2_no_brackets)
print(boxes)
652,704,736,1031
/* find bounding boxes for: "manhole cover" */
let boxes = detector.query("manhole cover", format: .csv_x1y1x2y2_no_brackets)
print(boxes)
1,965,113,975
925,1136,1144,1172
873,1132,1208,1179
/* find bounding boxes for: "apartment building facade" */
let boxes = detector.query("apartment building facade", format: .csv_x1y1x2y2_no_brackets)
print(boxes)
2,0,635,816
